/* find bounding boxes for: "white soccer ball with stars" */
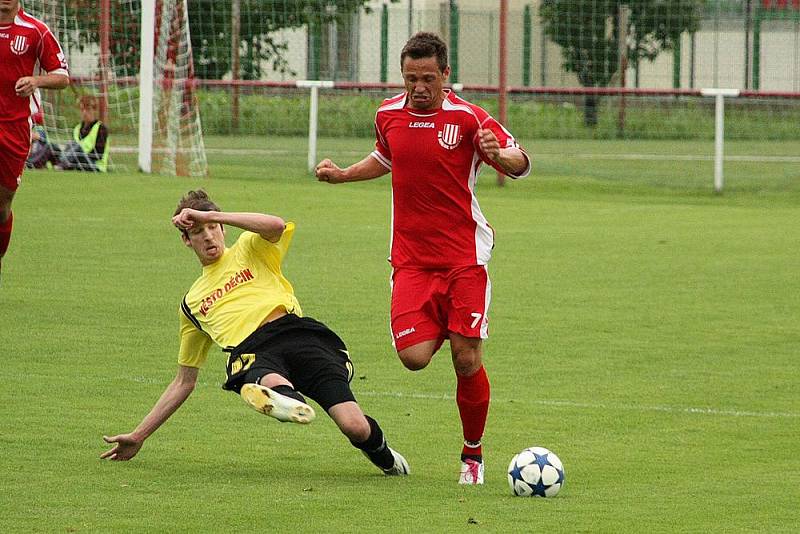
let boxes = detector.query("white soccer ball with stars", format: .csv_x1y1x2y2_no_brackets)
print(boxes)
507,446,565,497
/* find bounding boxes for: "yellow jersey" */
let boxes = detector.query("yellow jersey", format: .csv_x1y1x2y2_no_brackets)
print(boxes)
177,222,302,368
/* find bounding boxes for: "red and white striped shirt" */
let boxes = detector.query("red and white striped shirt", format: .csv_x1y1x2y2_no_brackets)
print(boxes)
372,90,530,269
0,8,68,123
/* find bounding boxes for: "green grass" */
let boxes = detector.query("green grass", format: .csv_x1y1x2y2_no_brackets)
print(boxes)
96,88,800,141
107,135,800,195
1,138,798,532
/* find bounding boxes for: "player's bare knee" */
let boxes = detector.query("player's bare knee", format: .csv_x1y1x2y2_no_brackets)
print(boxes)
398,350,432,371
338,414,371,442
452,349,482,376
454,361,481,377
328,401,370,441
397,339,438,371
258,373,293,389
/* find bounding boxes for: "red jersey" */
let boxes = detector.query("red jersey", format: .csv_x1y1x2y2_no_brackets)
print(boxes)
372,90,530,269
0,8,68,124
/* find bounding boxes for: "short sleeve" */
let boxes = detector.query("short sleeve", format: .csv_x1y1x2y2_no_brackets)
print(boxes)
177,306,213,368
475,116,531,179
239,222,295,264
38,30,69,76
371,120,392,170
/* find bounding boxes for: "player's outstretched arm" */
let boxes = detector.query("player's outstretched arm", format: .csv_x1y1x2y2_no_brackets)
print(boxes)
101,365,198,461
172,209,286,243
14,73,69,98
315,155,389,184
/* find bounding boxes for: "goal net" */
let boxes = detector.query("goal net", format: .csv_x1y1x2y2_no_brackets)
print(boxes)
24,0,207,176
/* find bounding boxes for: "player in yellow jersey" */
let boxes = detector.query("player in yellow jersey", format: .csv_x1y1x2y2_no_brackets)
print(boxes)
101,190,409,476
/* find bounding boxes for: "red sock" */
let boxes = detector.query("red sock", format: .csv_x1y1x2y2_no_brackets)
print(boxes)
0,211,12,258
456,365,490,459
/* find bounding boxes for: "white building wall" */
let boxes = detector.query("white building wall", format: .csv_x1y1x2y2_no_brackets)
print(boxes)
759,21,800,91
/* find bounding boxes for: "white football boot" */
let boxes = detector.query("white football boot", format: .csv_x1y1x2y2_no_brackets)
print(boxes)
458,458,485,485
240,383,315,424
382,447,410,476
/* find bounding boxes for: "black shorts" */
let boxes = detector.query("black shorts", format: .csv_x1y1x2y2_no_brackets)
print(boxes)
223,314,355,412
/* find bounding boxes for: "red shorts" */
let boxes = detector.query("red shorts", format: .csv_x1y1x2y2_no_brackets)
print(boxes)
0,120,31,192
390,265,491,352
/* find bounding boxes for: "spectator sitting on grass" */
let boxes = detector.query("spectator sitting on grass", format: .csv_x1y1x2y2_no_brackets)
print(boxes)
55,95,110,172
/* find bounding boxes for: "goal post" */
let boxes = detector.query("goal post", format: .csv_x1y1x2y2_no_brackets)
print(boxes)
701,88,741,194
147,0,208,176
138,0,155,174
296,80,334,172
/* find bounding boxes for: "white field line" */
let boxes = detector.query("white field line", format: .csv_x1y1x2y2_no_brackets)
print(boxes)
123,376,798,419
109,145,800,163
566,153,800,163
113,146,293,155
355,390,799,419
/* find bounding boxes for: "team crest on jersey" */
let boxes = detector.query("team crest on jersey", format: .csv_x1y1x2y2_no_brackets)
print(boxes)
438,123,462,150
11,35,30,56
10,35,30,55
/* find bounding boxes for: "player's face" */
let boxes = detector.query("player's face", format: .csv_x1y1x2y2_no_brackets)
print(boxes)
402,56,450,110
0,0,20,15
183,221,225,266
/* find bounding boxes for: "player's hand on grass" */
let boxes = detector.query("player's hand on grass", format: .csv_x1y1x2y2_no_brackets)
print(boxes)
101,433,143,461
477,128,501,161
14,76,38,98
315,159,344,184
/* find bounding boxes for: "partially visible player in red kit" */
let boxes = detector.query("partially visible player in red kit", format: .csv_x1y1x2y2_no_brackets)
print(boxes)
315,32,530,485
0,0,69,280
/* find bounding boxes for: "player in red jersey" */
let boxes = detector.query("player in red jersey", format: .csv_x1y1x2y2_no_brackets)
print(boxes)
0,0,69,280
315,32,530,484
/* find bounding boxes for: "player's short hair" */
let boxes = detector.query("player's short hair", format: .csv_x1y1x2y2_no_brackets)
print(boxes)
401,32,448,72
174,189,220,236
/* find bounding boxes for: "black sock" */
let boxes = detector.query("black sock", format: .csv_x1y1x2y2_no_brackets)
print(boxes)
350,415,394,470
461,453,483,463
271,384,306,404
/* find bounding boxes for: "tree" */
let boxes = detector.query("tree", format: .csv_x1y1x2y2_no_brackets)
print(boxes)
188,0,394,80
539,0,705,126
56,1,385,81
55,0,142,77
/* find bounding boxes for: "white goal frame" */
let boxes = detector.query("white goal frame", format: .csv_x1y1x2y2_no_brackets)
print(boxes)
700,88,740,194
138,0,155,174
137,0,206,176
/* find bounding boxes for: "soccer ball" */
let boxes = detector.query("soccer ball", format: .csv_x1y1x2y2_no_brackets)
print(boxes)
507,446,565,497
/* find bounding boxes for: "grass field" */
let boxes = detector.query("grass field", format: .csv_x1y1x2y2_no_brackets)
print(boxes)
1,138,798,532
